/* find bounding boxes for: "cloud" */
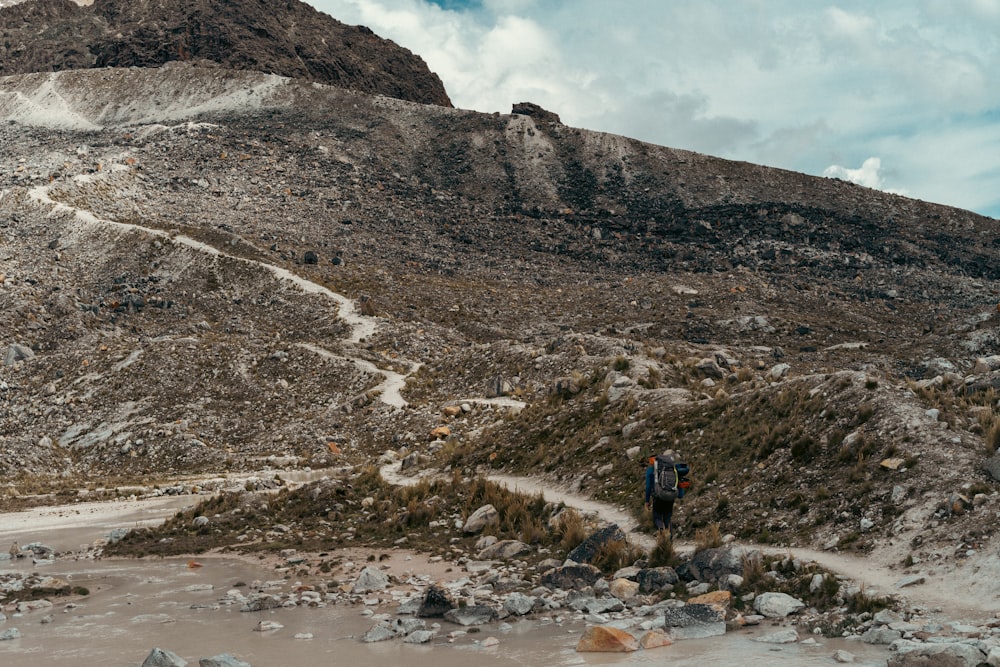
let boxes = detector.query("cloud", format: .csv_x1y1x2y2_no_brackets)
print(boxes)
306,1,1000,216
823,157,886,189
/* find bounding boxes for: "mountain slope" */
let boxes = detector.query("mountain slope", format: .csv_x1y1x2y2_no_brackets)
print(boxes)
1,65,998,576
0,0,451,106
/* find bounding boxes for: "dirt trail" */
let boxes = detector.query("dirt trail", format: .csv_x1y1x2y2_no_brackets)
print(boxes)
383,462,999,622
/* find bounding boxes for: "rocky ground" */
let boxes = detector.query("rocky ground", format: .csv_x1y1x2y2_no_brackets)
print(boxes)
1,54,999,667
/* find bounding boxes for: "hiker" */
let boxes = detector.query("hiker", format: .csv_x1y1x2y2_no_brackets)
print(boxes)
644,450,678,534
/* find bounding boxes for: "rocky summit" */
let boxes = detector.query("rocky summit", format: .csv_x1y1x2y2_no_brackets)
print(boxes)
0,0,451,106
1,0,1000,617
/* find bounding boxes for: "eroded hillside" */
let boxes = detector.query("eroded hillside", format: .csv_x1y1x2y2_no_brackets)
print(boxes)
1,64,999,575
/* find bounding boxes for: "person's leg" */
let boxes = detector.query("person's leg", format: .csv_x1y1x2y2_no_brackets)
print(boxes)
662,498,674,536
652,506,666,531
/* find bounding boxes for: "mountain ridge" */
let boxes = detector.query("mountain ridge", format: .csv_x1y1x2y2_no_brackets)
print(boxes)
0,0,452,106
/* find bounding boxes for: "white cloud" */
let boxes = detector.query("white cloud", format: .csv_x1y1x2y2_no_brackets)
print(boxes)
306,1,1000,216
824,157,886,190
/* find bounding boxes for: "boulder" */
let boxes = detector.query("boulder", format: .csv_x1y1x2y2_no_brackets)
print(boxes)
404,630,436,644
443,605,498,626
142,650,187,667
832,649,856,663
417,583,457,618
584,597,625,615
351,566,390,594
688,546,751,583
638,629,673,649
636,567,679,593
3,343,34,367
687,590,732,612
503,592,536,616
566,524,627,564
361,622,399,643
0,628,20,641
511,102,561,124
984,454,1000,483
477,539,531,560
752,592,805,618
663,604,726,641
861,627,902,644
609,578,639,600
662,604,726,640
753,628,799,644
463,504,498,534
575,626,639,653
541,563,603,590
887,640,988,667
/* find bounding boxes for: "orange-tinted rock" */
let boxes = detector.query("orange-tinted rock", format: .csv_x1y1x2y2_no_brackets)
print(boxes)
638,629,673,650
430,426,451,439
575,626,639,653
688,590,732,612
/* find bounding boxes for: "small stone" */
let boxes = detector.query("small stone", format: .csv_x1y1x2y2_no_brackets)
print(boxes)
141,648,187,667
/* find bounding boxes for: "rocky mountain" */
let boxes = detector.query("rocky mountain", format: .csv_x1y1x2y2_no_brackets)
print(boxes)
0,0,451,106
1,15,999,581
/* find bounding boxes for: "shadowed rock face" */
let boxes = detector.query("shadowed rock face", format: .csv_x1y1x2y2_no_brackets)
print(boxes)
0,0,452,106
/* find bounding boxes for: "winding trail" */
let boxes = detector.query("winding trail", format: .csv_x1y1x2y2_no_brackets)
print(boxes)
28,174,405,407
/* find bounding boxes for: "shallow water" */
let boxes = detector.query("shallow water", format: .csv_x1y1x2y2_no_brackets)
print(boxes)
0,555,890,667
0,492,890,667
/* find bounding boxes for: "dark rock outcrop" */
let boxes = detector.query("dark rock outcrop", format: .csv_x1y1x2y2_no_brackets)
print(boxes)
566,524,626,564
0,0,451,106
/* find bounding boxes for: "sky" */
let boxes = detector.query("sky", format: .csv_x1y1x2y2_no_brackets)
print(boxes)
307,0,1000,218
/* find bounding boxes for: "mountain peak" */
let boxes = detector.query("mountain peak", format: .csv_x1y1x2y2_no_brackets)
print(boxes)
0,0,452,106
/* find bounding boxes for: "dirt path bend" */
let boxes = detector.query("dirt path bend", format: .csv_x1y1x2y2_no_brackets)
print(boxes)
382,463,1000,622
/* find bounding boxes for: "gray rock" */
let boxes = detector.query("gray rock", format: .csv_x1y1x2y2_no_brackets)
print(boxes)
463,504,498,534
0,628,22,641
887,640,987,667
198,655,251,667
753,592,805,618
753,628,799,644
404,630,436,644
566,524,626,564
352,566,390,593
861,627,902,644
770,363,791,379
474,535,498,552
417,583,457,618
240,594,281,612
983,454,1000,483
662,604,725,640
503,592,536,616
540,563,603,590
894,574,925,589
192,516,210,528
636,567,679,593
362,622,399,643
873,609,902,626
4,343,34,367
443,605,498,626
477,539,530,560
142,648,187,667
832,649,855,663
687,546,750,584
585,597,625,614
696,358,725,378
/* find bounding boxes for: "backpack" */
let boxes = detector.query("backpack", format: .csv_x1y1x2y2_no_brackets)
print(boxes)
653,455,691,501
